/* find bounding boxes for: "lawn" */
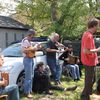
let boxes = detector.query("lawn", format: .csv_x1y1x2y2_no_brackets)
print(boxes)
20,69,97,100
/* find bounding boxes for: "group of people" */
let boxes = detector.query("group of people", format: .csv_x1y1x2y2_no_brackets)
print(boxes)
21,29,78,98
0,18,100,100
46,32,81,83
21,18,100,100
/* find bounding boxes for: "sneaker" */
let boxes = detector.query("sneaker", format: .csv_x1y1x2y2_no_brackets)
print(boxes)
58,81,62,85
77,78,80,81
74,79,77,81
66,86,77,91
55,81,59,85
45,90,53,95
25,93,33,99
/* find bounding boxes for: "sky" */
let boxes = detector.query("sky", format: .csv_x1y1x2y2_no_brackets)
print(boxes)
0,0,10,3
0,0,18,16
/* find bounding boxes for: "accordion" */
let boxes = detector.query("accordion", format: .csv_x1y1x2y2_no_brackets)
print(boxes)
1,72,9,86
67,55,78,64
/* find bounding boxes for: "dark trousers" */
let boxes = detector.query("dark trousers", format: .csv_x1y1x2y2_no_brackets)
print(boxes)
32,72,64,94
50,85,64,91
82,65,95,97
32,74,50,93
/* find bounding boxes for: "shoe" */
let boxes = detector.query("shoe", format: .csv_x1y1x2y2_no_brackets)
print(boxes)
66,86,77,91
74,79,77,81
55,81,59,85
77,78,80,81
25,93,33,99
58,81,62,85
45,90,53,95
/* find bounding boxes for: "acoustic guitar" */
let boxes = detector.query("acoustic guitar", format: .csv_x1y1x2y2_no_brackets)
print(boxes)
25,46,35,58
26,51,35,58
25,43,45,58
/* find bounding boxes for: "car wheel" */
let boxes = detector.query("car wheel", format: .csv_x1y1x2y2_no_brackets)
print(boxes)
17,71,25,92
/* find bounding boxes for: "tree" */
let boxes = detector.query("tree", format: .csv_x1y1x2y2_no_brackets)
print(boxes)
13,0,99,40
0,3,5,12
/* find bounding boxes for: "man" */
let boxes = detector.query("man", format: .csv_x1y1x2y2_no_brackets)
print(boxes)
59,45,80,81
21,29,41,98
0,55,20,100
81,19,100,100
32,62,77,94
46,32,64,85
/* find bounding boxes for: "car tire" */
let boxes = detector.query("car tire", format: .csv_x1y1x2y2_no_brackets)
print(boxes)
17,70,25,93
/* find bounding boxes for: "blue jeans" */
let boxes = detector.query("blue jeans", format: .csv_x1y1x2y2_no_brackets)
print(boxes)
23,57,34,94
1,84,20,100
47,57,62,81
56,60,62,81
66,64,80,80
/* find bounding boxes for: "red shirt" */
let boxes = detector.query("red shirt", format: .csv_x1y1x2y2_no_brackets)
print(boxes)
81,31,98,66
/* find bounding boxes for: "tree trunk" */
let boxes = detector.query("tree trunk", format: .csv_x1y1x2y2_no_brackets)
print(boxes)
51,1,58,22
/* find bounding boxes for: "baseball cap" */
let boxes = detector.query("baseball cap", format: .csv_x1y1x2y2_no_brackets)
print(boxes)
27,29,36,35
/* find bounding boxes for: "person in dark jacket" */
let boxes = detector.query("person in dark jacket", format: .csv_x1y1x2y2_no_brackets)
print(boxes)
59,45,80,81
32,62,77,95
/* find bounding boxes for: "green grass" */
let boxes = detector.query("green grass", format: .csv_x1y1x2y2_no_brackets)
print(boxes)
20,70,97,100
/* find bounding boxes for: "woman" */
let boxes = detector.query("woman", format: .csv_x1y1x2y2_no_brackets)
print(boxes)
21,29,41,98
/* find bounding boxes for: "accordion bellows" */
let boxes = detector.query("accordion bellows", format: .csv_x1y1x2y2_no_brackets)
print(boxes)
1,72,9,86
67,54,78,64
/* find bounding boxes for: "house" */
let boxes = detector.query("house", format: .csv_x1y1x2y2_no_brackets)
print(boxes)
0,15,29,50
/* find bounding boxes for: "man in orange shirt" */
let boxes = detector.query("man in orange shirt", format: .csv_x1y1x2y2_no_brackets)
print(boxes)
81,19,100,100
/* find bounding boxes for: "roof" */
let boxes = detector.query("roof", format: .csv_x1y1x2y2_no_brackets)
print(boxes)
0,16,30,30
